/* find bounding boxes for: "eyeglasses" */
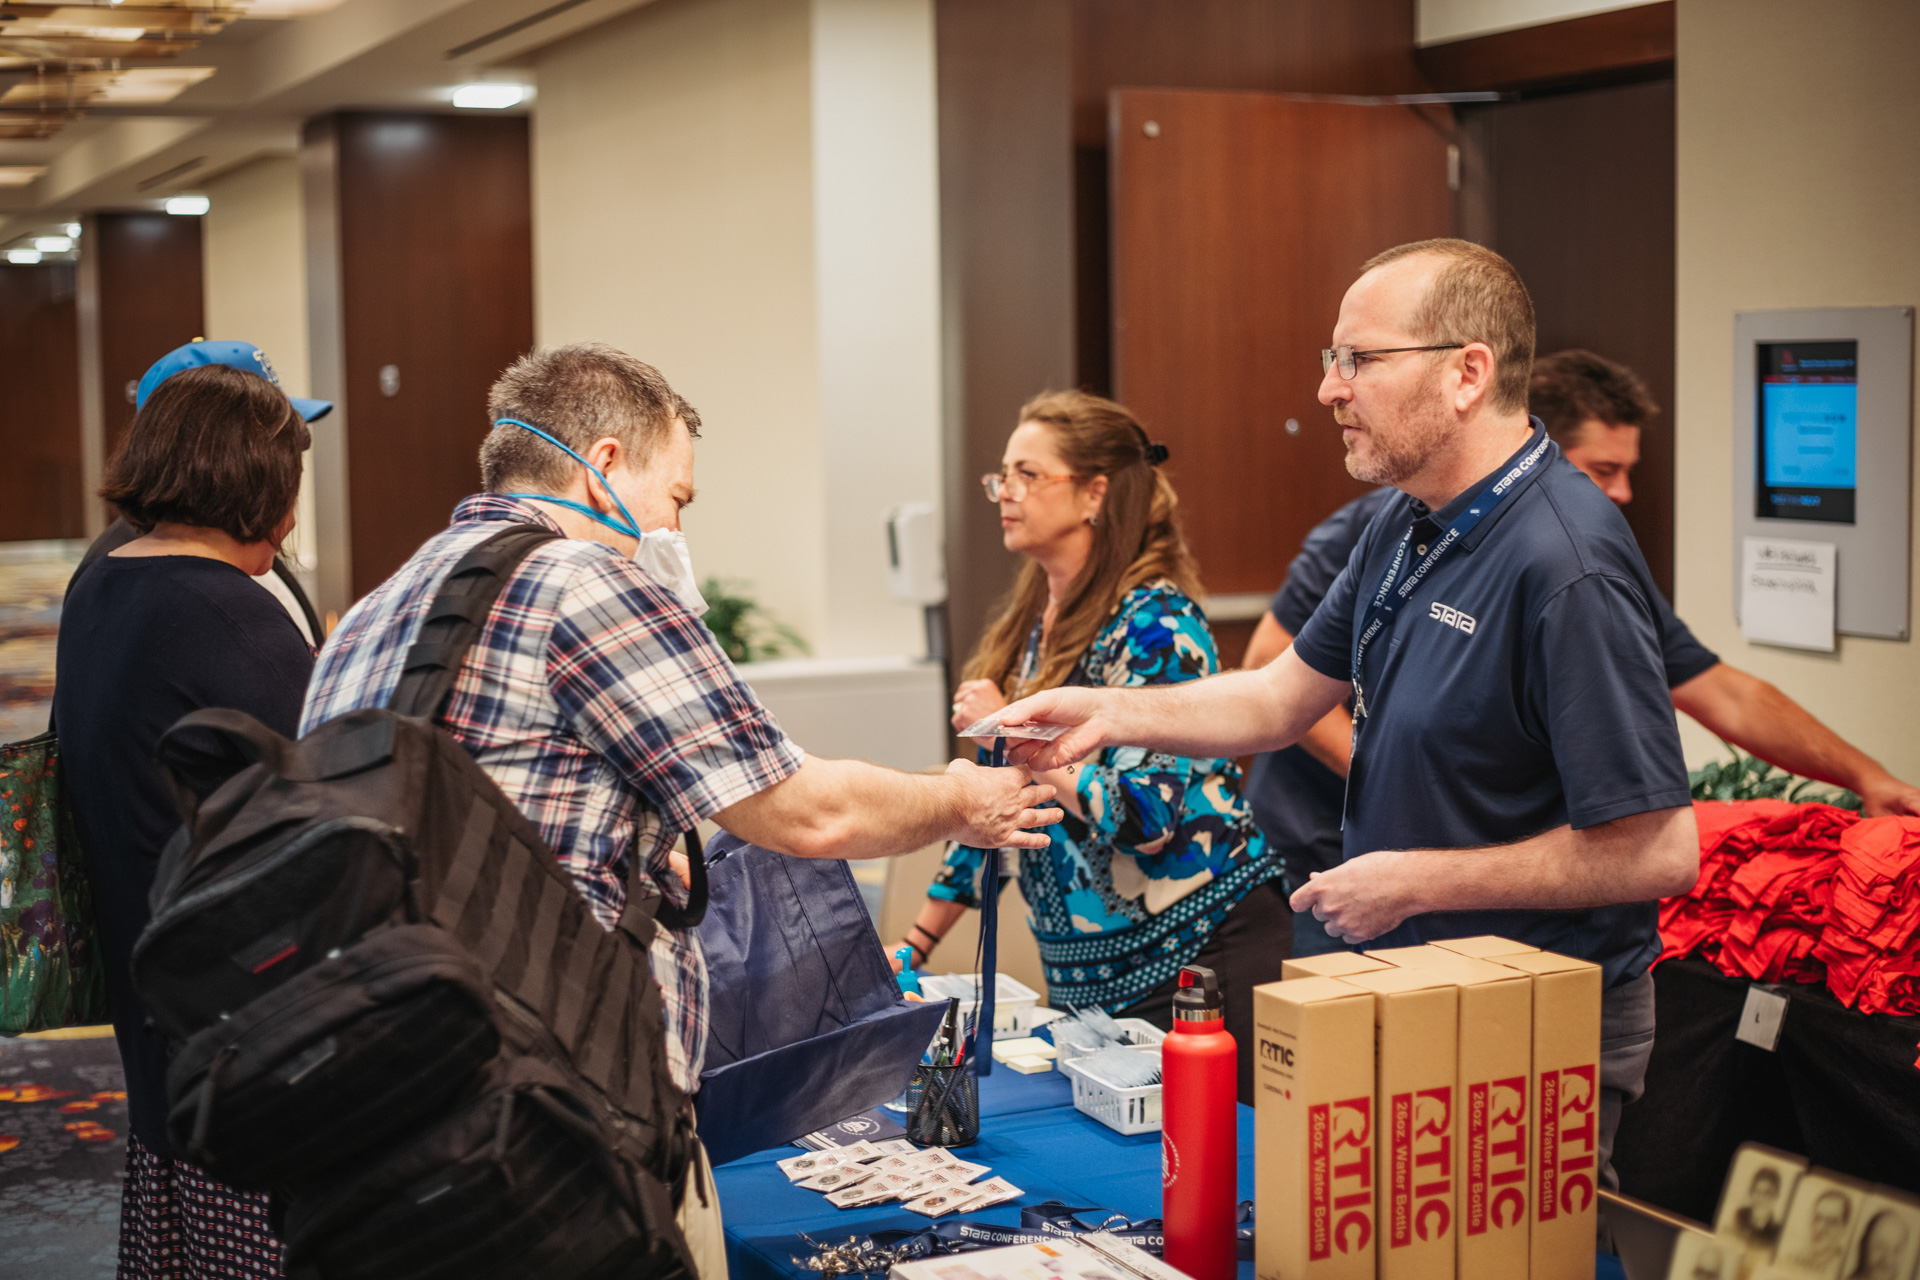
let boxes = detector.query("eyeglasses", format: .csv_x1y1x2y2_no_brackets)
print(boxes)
981,468,1077,502
1320,344,1465,380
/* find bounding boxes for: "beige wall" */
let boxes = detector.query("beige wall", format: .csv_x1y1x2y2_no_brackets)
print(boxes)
534,0,827,649
1674,0,1920,781
532,0,943,659
202,154,320,580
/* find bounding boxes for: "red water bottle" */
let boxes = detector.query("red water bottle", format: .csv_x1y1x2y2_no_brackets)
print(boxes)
1162,964,1237,1280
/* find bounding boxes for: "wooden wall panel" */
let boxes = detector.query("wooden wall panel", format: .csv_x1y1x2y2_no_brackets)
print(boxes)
316,113,534,599
94,212,204,460
1110,90,1453,597
935,0,1077,673
1458,79,1676,598
0,264,83,541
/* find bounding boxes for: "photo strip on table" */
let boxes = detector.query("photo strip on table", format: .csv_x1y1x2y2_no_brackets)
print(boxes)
1668,1229,1739,1280
1841,1194,1920,1280
1774,1174,1874,1280
1716,1145,1808,1257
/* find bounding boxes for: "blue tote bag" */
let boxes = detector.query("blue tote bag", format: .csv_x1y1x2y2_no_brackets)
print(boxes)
692,833,949,1166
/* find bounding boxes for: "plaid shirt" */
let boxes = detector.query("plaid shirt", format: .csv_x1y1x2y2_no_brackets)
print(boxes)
302,494,805,1089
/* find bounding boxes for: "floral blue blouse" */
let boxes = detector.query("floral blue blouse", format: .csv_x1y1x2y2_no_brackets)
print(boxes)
930,581,1276,1011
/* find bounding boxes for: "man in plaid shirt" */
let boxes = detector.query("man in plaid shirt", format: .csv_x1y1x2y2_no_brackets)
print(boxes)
302,343,1058,1275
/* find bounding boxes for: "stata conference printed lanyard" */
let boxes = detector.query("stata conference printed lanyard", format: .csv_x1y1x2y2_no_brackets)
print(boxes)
1349,430,1553,729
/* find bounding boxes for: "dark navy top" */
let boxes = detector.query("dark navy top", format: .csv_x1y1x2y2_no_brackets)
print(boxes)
1289,422,1693,985
1248,487,1719,888
55,555,313,1157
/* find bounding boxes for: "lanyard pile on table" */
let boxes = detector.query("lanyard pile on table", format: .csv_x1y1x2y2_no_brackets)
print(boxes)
789,1201,1256,1277
779,1141,1023,1218
1659,800,1920,1022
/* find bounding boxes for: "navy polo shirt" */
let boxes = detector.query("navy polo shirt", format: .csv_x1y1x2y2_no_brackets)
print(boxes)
1290,421,1693,985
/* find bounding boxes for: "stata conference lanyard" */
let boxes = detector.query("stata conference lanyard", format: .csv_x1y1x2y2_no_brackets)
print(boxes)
1349,429,1553,729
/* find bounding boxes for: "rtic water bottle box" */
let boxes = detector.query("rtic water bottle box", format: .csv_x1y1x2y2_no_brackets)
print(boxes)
1362,947,1533,1280
1334,968,1461,1280
1280,952,1393,983
1492,951,1603,1280
1427,935,1540,962
1252,977,1377,1280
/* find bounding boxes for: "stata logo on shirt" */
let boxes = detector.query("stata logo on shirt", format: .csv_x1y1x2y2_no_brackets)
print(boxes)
1428,601,1477,634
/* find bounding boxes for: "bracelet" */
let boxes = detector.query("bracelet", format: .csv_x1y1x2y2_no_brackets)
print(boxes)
907,923,943,955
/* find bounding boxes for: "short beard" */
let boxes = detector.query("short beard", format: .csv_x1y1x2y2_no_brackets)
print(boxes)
1342,365,1458,488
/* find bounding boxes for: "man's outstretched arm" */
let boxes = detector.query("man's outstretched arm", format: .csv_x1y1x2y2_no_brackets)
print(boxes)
1242,614,1355,777
1000,645,1351,770
1671,663,1920,817
1291,804,1701,944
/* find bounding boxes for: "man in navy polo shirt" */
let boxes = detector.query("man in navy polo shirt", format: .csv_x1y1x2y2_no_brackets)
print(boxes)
1246,349,1920,958
998,239,1700,1183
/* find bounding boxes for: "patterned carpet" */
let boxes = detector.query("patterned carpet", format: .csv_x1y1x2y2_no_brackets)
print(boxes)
2,542,123,1275
0,1030,126,1277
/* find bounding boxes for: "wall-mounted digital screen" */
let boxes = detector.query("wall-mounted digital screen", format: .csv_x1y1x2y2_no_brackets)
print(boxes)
1756,340,1858,524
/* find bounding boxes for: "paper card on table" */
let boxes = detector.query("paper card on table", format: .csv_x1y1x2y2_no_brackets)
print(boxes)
777,1150,849,1181
952,1177,1023,1213
866,1139,916,1160
836,1140,883,1164
827,1181,899,1208
958,716,1070,741
1734,986,1790,1052
942,1159,991,1184
904,1186,976,1217
1741,538,1836,652
799,1164,878,1193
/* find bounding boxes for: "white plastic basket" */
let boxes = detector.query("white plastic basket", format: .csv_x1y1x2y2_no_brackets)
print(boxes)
917,973,1043,1040
1050,1017,1166,1065
1060,1046,1163,1135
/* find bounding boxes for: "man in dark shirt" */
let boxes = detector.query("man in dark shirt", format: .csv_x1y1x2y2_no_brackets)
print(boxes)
998,239,1700,1184
1246,350,1920,955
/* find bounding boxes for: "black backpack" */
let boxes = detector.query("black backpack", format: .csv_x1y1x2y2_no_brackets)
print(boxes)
131,524,705,1280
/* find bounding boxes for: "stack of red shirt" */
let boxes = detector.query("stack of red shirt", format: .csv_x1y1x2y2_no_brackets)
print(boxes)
1659,801,1920,1018
1812,817,1920,1017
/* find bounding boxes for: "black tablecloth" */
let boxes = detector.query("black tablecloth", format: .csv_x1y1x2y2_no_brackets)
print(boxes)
1613,959,1920,1222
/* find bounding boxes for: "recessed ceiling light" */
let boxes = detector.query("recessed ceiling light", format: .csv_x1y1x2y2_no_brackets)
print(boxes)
452,84,526,110
65,223,81,237
7,248,43,264
33,236,72,252
164,195,210,216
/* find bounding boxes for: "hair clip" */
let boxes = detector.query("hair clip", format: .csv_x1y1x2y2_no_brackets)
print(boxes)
1144,442,1170,466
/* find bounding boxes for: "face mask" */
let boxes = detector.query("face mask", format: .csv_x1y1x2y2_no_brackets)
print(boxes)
494,417,709,616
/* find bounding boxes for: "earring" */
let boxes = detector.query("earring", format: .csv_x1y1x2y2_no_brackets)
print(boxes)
1089,513,1100,527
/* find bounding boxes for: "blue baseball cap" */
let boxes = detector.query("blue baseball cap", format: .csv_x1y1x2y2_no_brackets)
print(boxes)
135,340,333,422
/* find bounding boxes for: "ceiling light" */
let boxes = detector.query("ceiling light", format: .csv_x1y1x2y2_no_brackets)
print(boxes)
65,223,81,237
33,236,72,252
0,165,47,186
452,83,526,110
165,195,210,216
8,249,43,264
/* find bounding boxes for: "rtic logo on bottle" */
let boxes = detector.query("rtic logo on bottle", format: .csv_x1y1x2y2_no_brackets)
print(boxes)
1163,1133,1180,1189
1388,1087,1454,1247
1309,1096,1374,1261
1536,1064,1598,1222
1466,1076,1528,1235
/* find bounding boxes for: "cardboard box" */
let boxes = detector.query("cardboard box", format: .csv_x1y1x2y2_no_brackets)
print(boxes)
1492,951,1602,1280
1253,977,1378,1280
1427,936,1540,961
1281,952,1395,982
1334,969,1460,1280
1365,948,1534,1280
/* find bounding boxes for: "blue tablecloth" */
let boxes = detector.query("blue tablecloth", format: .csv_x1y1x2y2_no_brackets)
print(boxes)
713,1068,1626,1280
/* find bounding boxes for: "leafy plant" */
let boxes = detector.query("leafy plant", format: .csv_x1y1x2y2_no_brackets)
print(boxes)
699,577,809,665
1687,744,1861,811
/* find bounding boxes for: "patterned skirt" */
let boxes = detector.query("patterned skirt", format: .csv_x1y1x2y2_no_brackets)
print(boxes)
118,1133,284,1279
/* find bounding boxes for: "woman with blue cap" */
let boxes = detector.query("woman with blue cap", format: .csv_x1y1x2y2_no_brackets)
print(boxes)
55,341,328,1279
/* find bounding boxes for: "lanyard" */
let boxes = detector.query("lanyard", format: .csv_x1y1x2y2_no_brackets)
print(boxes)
1349,430,1551,724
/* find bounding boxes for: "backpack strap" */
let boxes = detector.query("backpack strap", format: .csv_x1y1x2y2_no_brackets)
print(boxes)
388,523,561,719
618,828,709,946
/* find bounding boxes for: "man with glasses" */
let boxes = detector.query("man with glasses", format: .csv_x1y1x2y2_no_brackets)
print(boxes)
996,239,1699,1187
1243,349,1920,955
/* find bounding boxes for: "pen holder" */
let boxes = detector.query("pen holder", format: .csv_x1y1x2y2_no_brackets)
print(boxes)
904,1063,980,1148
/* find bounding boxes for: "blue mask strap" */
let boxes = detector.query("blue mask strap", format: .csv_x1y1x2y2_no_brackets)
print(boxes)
493,416,643,540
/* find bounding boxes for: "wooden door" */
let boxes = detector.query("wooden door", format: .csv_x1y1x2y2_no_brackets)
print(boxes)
1110,89,1453,600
